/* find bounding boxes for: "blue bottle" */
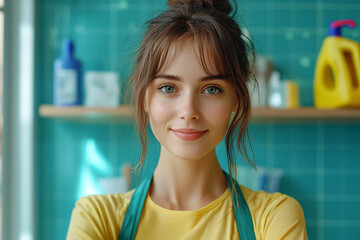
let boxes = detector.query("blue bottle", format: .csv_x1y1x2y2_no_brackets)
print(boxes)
53,39,82,106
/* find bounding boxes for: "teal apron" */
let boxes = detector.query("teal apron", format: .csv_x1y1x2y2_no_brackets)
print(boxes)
119,171,255,240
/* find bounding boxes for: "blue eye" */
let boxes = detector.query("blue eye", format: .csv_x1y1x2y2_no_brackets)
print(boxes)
204,86,222,94
159,85,176,93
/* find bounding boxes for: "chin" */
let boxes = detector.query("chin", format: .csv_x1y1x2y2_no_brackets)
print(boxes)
169,145,214,161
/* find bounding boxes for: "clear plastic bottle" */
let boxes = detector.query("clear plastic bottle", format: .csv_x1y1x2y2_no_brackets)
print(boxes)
267,71,284,108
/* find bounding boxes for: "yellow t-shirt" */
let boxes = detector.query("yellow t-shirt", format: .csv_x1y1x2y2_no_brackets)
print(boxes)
66,185,308,240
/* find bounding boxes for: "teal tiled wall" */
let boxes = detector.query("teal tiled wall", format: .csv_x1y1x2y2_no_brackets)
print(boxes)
37,0,360,239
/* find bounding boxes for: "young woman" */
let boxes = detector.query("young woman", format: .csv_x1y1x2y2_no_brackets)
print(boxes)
67,1,308,239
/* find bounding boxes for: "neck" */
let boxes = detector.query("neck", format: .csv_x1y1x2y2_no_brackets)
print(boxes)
149,146,227,211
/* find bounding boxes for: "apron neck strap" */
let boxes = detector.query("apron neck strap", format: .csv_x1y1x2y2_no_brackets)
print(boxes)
224,172,256,240
119,170,255,240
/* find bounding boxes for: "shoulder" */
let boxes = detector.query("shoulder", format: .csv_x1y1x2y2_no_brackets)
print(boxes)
240,185,308,240
74,190,134,214
240,185,300,214
67,190,134,240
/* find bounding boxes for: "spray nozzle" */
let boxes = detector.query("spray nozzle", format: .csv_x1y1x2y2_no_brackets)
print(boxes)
329,19,356,36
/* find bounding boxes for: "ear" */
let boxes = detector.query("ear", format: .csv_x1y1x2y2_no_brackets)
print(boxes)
232,99,238,113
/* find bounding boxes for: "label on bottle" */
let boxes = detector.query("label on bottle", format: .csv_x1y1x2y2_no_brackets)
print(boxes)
55,69,77,104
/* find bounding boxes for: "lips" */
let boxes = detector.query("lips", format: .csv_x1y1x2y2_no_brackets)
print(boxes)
171,128,208,141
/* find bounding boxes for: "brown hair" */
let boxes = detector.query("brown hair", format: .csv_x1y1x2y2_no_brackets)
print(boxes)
127,0,256,188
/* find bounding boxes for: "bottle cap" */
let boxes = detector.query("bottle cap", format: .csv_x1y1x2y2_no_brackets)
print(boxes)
329,19,356,36
62,38,74,56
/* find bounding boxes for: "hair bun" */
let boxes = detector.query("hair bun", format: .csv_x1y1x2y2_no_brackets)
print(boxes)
168,0,232,15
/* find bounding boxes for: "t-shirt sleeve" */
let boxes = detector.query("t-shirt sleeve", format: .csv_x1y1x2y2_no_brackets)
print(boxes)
66,196,112,240
66,192,132,240
263,195,308,240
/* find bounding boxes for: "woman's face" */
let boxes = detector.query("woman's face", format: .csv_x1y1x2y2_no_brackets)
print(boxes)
145,39,237,161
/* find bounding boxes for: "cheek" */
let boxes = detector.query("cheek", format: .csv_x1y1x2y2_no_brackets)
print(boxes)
203,100,233,128
214,109,232,130
148,96,174,126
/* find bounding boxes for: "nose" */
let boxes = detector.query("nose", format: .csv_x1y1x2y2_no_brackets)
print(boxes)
177,92,200,121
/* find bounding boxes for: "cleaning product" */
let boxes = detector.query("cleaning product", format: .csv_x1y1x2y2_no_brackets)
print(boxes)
250,56,273,108
314,19,360,108
268,71,284,108
53,39,82,106
84,71,120,108
283,80,300,108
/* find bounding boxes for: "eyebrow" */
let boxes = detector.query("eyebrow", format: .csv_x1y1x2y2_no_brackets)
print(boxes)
154,74,228,82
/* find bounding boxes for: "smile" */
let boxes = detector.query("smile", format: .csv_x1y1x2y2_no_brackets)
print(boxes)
171,128,208,141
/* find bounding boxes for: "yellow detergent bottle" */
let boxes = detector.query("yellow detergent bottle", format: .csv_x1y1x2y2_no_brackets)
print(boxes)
314,19,360,108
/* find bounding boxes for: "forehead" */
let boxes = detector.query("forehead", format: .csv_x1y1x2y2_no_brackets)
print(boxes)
157,37,222,76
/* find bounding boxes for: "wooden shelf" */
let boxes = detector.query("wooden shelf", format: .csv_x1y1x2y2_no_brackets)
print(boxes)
39,105,360,122
251,107,360,120
39,105,134,122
